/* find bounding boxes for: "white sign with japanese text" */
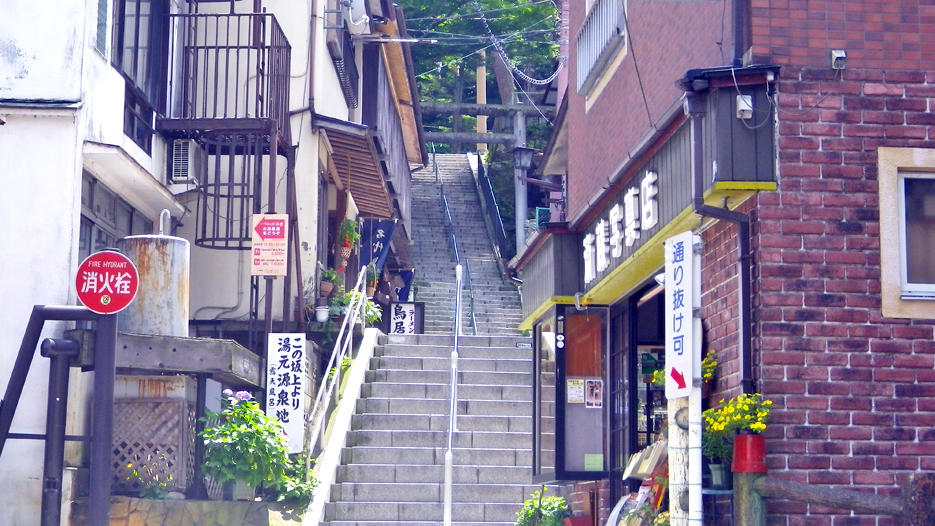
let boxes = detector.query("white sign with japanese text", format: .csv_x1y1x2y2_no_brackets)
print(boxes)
664,231,697,399
389,302,417,334
584,170,659,285
266,333,305,453
251,214,288,276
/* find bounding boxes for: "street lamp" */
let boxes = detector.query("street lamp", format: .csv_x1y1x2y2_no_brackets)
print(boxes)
512,146,536,250
512,146,535,172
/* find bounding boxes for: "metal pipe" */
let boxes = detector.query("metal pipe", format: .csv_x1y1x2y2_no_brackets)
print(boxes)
0,306,97,455
159,209,171,235
513,111,528,248
89,314,118,526
40,338,79,526
686,93,755,393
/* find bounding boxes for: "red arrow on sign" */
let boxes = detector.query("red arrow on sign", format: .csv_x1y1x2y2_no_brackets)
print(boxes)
670,368,687,389
254,217,286,240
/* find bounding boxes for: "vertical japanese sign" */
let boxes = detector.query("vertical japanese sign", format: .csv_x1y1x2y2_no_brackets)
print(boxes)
664,231,695,399
251,214,288,276
361,219,397,270
390,302,416,334
266,333,305,453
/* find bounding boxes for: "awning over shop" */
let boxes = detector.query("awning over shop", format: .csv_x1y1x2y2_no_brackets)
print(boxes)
315,114,394,218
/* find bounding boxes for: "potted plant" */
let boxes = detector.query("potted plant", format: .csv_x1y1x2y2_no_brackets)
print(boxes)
338,219,360,259
365,265,380,297
651,352,717,388
701,406,733,489
199,391,292,500
329,290,383,325
320,267,342,297
704,393,772,473
514,488,571,526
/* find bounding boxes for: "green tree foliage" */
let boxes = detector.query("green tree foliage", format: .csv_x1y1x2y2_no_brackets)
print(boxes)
400,0,561,147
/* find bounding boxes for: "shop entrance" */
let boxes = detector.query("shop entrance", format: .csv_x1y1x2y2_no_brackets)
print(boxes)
609,279,665,503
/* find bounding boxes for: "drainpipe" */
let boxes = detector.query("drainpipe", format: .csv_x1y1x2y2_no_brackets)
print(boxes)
685,92,755,394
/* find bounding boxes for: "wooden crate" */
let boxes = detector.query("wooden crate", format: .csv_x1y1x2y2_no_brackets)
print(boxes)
112,399,195,494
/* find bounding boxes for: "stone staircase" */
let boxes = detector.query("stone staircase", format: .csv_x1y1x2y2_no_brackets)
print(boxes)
322,333,547,526
409,154,523,335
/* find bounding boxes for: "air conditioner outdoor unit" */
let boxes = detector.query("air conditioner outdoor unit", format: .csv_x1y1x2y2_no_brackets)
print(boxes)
169,139,204,185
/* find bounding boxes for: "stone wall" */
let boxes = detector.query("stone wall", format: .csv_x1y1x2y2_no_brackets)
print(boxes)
72,497,303,526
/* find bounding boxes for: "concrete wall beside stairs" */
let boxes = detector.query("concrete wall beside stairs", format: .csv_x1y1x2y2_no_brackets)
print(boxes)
322,333,563,526
409,154,523,335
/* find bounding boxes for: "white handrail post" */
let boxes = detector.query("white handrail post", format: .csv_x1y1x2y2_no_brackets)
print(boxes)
444,264,464,526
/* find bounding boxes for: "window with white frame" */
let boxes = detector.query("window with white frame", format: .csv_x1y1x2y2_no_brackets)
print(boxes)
80,171,154,262
576,0,627,97
899,173,935,298
878,147,935,318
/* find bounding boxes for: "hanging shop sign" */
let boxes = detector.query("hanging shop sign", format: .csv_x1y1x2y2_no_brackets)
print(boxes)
583,170,659,285
251,214,289,276
578,124,698,292
266,333,305,453
75,250,139,315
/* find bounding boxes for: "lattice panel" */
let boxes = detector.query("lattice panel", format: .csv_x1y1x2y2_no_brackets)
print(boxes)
112,399,194,494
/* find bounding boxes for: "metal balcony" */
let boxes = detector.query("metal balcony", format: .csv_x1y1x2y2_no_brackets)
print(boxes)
160,12,292,149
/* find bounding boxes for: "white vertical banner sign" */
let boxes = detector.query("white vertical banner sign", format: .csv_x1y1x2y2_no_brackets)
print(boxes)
664,231,696,399
266,333,306,453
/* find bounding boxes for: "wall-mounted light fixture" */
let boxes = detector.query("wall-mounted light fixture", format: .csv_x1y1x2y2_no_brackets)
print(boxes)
831,49,847,70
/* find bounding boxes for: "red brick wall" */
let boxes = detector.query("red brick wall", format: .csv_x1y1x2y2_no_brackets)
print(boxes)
701,200,751,402
753,64,935,526
749,0,935,71
565,0,730,223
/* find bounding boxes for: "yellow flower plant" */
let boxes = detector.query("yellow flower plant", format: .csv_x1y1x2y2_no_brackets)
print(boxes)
704,393,772,435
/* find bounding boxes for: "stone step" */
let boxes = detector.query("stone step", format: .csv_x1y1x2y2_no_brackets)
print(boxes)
370,356,532,374
336,463,533,484
324,501,522,523
340,446,532,467
355,397,534,417
376,344,531,360
347,429,545,449
352,413,533,433
382,334,530,347
365,369,532,387
363,382,534,401
330,482,544,504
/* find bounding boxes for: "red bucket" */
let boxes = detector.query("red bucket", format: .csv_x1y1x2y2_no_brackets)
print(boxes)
732,433,767,473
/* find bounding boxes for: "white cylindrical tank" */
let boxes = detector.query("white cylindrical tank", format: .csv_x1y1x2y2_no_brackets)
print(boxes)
116,233,191,337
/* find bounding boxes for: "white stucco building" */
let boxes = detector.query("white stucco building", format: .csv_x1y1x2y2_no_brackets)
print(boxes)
0,0,424,522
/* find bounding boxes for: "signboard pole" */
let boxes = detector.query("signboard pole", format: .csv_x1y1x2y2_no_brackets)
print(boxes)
664,232,703,526
88,314,118,526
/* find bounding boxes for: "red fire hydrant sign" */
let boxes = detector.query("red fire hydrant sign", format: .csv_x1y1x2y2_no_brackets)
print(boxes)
75,251,139,315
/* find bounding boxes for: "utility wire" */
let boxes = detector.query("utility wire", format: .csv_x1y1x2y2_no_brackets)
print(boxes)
620,4,653,126
406,1,554,23
468,0,565,86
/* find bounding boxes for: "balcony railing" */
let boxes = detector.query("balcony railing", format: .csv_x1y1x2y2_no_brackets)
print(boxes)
165,13,291,139
576,0,626,95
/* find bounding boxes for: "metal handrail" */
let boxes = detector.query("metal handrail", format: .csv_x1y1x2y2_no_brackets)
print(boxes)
305,266,369,461
443,264,464,526
474,158,512,260
431,145,478,335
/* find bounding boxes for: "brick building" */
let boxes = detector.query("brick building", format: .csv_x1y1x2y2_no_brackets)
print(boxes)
511,0,935,524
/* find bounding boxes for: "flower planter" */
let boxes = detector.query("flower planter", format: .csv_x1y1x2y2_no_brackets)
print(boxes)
225,478,256,501
319,280,335,297
707,463,732,489
563,517,592,526
732,433,767,473
339,245,351,259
